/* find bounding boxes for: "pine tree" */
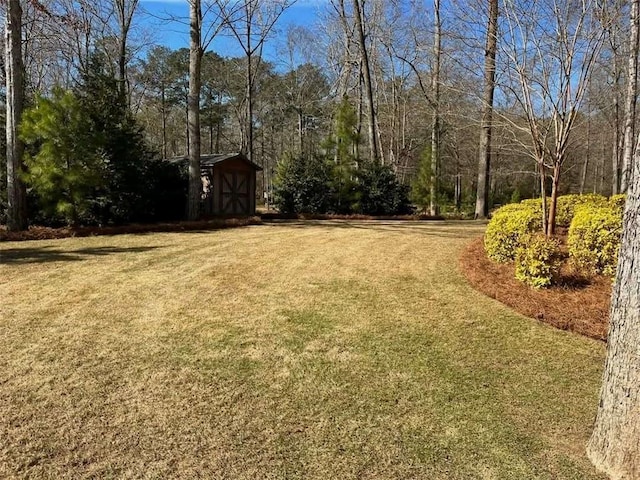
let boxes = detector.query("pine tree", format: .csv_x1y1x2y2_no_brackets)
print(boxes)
21,89,104,225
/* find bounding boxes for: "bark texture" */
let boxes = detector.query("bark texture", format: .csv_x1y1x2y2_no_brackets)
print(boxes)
587,136,640,479
475,0,498,219
5,0,27,231
621,0,639,193
187,0,202,220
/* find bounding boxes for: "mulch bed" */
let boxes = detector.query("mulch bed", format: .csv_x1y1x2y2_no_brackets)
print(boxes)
0,217,262,242
459,237,610,341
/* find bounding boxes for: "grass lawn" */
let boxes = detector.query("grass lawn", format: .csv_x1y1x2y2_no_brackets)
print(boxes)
0,221,606,479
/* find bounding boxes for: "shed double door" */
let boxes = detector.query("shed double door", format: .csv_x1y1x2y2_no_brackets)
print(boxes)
219,170,250,215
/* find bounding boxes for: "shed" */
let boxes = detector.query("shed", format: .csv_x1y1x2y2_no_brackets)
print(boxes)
168,153,263,216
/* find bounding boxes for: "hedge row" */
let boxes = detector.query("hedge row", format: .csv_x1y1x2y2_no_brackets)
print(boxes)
484,194,625,288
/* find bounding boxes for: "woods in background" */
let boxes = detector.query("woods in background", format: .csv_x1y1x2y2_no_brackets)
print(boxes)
1,0,639,226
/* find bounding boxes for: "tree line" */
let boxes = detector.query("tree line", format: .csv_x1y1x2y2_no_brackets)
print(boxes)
3,0,640,227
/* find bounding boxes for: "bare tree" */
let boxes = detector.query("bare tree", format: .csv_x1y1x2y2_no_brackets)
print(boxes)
217,0,294,162
474,0,498,219
500,0,607,235
5,0,27,231
352,0,379,163
587,136,640,478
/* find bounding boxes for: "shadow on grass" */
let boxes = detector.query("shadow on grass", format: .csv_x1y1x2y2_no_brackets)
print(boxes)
261,219,484,239
0,245,163,265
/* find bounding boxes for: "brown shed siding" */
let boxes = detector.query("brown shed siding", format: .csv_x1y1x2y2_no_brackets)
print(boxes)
166,153,261,217
204,156,260,216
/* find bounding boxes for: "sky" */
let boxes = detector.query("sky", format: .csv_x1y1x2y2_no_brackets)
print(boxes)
138,0,325,65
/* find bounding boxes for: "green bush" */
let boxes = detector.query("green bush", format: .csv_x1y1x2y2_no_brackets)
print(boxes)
354,161,412,215
273,152,334,214
515,234,563,288
484,204,542,263
568,206,623,276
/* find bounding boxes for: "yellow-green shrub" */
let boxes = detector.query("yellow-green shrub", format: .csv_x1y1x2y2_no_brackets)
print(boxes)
568,206,623,276
520,197,545,209
515,234,563,288
609,194,626,215
484,205,542,263
554,194,607,227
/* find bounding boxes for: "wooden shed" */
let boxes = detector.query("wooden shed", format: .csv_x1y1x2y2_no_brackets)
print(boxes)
168,153,263,216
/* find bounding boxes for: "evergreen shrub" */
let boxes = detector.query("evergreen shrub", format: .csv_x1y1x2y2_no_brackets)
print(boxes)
484,204,541,263
354,162,412,215
554,194,607,227
272,153,334,214
568,206,622,276
515,234,563,288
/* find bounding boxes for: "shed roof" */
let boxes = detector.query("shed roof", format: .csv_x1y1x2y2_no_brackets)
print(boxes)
166,152,263,171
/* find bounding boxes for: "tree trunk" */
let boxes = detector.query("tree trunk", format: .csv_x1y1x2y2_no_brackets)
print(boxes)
547,164,560,236
475,0,498,220
215,92,222,154
353,0,379,163
297,108,304,154
187,0,202,221
118,32,127,101
246,49,254,161
587,136,640,480
430,0,441,217
621,0,639,193
613,101,620,195
161,85,167,159
539,161,548,235
5,0,27,231
114,0,139,103
580,113,591,194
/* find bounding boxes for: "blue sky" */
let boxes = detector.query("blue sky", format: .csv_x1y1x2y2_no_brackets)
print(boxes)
138,0,324,64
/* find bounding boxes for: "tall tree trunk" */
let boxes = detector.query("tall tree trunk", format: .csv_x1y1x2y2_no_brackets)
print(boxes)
246,50,254,161
430,0,441,217
5,0,27,231
161,85,167,159
216,92,222,154
621,0,639,193
114,0,139,103
353,0,379,163
475,0,498,219
187,0,202,220
613,99,621,194
587,136,640,480
297,108,304,154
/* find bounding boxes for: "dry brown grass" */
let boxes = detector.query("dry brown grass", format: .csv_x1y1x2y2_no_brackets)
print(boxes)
0,221,606,479
460,237,611,341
